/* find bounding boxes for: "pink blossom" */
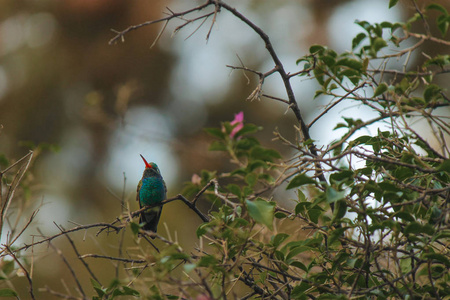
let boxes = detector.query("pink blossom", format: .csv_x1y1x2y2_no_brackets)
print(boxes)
191,173,201,185
230,111,244,138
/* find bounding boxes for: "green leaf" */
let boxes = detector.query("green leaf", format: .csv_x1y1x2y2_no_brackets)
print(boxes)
198,255,218,267
310,45,325,54
196,223,208,237
130,222,141,235
272,233,290,248
423,253,450,267
328,227,348,245
204,127,225,139
295,202,311,216
336,58,363,70
247,160,268,171
1,260,14,275
374,83,388,97
290,261,308,272
404,222,423,235
356,20,371,31
107,278,121,291
121,286,139,297
308,208,323,224
437,159,450,172
250,146,282,162
0,288,18,297
328,83,338,91
170,252,191,260
291,281,312,298
437,14,450,36
326,187,346,203
227,184,242,199
245,173,257,187
352,32,367,49
372,37,387,53
389,0,399,8
322,54,336,67
112,288,125,297
286,173,315,189
332,200,347,221
246,199,275,230
423,84,442,102
235,136,260,151
425,54,450,67
235,124,261,138
394,211,415,222
0,154,9,168
426,3,448,14
274,212,287,219
91,278,102,289
208,140,227,151
243,186,253,198
380,21,393,28
313,67,325,85
91,278,106,297
329,170,354,184
340,69,361,85
433,230,450,242
287,247,309,262
314,90,324,99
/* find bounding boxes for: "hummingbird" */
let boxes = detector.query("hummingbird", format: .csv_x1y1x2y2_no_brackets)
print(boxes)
136,154,167,237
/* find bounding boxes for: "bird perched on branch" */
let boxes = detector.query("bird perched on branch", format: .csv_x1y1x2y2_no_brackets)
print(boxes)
137,154,166,237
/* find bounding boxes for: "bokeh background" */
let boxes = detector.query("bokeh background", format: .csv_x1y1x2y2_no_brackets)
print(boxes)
0,0,448,298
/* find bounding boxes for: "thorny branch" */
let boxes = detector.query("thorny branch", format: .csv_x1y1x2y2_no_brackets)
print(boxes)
0,1,448,299
5,245,36,300
109,0,329,188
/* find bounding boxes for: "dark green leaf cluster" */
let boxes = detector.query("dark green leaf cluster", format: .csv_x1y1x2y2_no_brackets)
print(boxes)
169,2,450,299
91,279,140,300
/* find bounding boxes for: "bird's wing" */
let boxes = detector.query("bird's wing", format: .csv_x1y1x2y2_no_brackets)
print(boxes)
163,179,167,197
136,179,142,204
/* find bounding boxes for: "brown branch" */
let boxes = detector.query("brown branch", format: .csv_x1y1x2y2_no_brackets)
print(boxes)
39,228,86,299
7,210,38,247
192,179,214,205
40,286,82,300
5,245,35,300
262,94,289,104
175,194,210,222
308,82,367,128
109,1,212,45
206,0,220,41
57,224,103,286
79,254,146,264
218,2,305,130
216,1,329,190
0,151,34,241
0,223,123,258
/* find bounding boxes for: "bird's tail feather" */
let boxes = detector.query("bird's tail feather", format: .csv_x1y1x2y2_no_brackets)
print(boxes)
140,207,162,239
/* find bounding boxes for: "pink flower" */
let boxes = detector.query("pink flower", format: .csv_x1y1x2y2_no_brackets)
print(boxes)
230,111,244,138
191,173,201,185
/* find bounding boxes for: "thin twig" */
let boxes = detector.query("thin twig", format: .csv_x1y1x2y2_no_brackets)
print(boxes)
5,245,36,300
109,1,212,45
79,254,146,264
57,224,103,286
38,228,86,298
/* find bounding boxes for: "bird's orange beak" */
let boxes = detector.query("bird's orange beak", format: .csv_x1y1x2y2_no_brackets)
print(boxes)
140,154,152,169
